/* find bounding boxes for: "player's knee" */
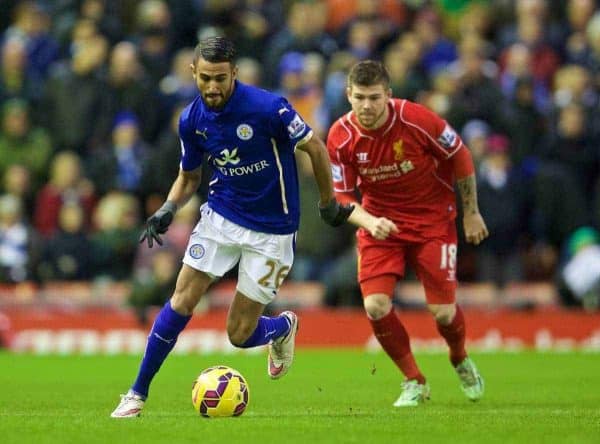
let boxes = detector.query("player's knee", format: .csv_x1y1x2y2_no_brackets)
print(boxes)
428,304,456,325
363,294,392,320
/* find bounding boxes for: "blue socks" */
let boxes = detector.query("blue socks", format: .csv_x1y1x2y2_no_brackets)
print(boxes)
240,315,291,348
132,301,191,398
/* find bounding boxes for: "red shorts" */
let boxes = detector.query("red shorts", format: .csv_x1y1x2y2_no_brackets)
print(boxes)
357,221,458,304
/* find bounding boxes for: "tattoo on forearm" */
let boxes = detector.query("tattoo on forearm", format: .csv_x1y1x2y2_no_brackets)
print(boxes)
457,176,479,215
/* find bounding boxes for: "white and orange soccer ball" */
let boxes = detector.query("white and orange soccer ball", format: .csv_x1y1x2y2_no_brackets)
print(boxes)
192,366,250,417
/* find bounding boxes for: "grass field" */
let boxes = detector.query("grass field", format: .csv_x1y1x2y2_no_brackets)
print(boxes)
1,350,599,444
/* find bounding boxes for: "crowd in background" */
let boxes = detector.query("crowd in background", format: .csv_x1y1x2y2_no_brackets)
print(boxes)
1,0,600,310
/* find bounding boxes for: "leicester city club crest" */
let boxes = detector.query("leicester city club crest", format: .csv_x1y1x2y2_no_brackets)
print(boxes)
189,244,205,259
236,124,253,140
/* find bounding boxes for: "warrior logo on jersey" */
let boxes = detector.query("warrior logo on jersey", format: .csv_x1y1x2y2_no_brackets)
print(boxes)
215,148,241,166
287,113,306,139
356,152,369,163
437,124,458,151
189,244,205,259
393,139,404,160
236,124,253,140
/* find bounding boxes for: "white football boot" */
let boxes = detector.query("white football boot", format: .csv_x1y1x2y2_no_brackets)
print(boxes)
455,357,484,401
393,380,431,407
110,390,145,418
268,311,298,379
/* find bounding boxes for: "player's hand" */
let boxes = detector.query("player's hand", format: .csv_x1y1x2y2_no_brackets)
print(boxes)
139,201,177,248
319,199,355,227
463,212,489,245
368,217,399,240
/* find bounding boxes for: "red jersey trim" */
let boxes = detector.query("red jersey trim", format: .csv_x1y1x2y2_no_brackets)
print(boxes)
398,100,464,159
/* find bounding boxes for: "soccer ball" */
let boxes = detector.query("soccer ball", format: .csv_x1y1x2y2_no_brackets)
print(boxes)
191,366,250,417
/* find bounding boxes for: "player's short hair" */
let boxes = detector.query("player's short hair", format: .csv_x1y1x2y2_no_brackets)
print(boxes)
347,60,390,88
193,36,236,65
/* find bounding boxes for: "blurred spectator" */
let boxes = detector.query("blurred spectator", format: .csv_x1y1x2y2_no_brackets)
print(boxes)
326,0,405,34
1,1,60,79
276,51,327,138
322,51,357,123
413,8,458,76
446,35,506,130
0,194,39,283
0,36,43,106
499,43,550,114
143,105,184,197
562,0,596,65
498,14,561,88
2,164,34,219
461,119,491,165
383,42,428,102
91,191,140,280
475,134,526,287
131,0,173,85
158,47,196,115
503,76,548,166
37,202,94,281
0,98,52,189
236,56,263,86
540,102,599,199
93,41,161,146
41,31,107,154
53,0,123,47
34,151,97,238
264,0,338,87
233,0,281,61
87,111,151,198
527,162,589,279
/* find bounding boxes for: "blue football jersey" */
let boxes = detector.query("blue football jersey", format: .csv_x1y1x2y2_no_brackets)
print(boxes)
179,81,313,234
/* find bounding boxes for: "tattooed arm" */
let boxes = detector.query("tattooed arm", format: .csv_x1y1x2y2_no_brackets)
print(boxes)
453,149,489,245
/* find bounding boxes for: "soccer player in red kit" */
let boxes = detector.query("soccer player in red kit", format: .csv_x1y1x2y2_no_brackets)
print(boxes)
327,61,489,407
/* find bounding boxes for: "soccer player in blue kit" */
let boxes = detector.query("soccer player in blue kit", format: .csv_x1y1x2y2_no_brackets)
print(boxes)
111,36,353,417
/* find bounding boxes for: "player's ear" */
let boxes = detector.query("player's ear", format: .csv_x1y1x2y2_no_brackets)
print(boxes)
386,87,392,99
346,86,352,102
190,62,196,78
231,65,238,80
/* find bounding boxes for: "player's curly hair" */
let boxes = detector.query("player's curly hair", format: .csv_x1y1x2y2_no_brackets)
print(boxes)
348,60,390,88
193,36,236,65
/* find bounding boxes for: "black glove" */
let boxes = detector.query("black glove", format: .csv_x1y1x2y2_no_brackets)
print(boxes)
319,199,354,227
139,201,177,248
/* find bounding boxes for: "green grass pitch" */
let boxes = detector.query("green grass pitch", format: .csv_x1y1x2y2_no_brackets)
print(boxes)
1,350,599,444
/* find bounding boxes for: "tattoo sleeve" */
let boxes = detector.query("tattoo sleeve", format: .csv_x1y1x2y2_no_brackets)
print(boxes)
456,175,479,215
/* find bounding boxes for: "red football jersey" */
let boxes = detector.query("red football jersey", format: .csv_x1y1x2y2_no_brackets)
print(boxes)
327,98,464,241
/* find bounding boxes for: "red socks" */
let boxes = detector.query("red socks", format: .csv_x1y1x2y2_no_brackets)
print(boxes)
369,308,425,384
436,305,467,367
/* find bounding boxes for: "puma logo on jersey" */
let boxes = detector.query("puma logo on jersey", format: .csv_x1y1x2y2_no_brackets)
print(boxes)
195,128,208,140
215,148,240,166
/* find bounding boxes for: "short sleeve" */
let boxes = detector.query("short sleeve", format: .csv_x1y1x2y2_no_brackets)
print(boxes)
270,98,313,145
178,108,204,171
